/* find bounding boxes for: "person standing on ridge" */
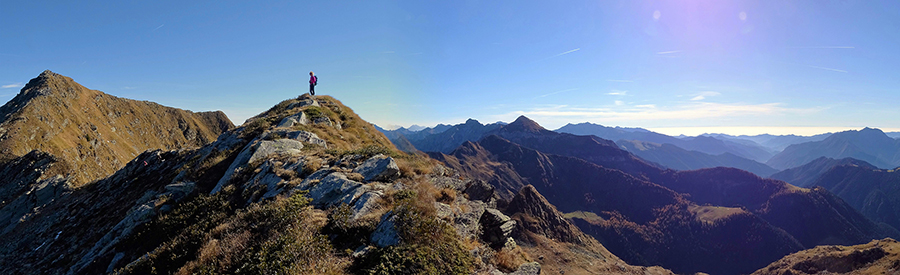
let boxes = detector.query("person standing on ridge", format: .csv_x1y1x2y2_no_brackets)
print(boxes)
309,71,318,96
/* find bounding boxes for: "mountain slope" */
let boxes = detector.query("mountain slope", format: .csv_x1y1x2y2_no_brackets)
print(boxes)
809,164,900,233
769,157,878,187
434,134,803,275
617,139,778,177
0,92,675,275
0,71,233,186
434,116,897,274
767,128,900,170
752,238,900,275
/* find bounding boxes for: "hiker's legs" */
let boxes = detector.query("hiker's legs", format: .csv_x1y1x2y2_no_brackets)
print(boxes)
309,83,315,95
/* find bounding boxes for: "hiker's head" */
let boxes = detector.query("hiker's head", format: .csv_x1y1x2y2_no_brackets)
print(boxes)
310,71,314,75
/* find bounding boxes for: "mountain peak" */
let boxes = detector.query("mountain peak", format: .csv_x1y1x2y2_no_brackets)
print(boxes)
464,118,482,126
505,115,545,132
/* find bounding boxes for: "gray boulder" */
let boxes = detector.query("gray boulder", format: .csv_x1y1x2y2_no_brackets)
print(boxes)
464,180,495,202
353,154,400,182
480,208,516,248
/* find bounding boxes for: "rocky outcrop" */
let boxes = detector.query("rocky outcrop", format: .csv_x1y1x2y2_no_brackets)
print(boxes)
353,154,400,182
371,211,401,247
480,208,516,248
507,185,585,244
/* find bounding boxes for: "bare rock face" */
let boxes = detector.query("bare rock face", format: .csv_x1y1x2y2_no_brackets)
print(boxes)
353,154,400,182
371,211,401,247
507,185,585,244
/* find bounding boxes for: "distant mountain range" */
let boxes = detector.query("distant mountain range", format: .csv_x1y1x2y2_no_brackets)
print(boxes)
556,122,775,162
769,157,878,188
429,116,897,274
702,132,832,152
617,140,778,177
767,128,900,170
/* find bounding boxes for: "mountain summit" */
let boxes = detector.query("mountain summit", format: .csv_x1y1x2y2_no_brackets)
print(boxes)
0,71,233,185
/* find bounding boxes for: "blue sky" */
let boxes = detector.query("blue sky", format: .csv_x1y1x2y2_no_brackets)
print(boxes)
2,1,899,136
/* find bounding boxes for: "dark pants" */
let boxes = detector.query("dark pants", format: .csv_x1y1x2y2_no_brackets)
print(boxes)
309,83,315,95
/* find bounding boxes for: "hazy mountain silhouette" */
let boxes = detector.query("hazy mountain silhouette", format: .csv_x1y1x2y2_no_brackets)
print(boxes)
380,118,504,153
617,139,778,177
557,122,774,162
767,128,900,170
769,157,877,187
703,133,832,152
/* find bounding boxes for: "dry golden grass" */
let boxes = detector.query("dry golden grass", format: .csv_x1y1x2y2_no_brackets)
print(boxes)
0,72,231,186
493,246,532,272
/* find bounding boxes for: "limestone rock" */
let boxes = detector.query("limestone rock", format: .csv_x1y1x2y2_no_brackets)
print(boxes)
353,154,400,182
306,173,363,207
249,139,304,163
264,129,327,148
288,96,320,109
276,112,309,128
371,211,400,247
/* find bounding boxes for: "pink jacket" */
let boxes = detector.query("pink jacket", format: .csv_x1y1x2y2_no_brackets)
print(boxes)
309,75,317,84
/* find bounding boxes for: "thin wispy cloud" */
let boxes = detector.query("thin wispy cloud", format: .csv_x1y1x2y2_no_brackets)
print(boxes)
787,46,854,49
534,88,578,99
153,24,165,31
552,48,580,58
656,50,680,55
690,91,720,101
607,90,627,96
1,83,23,89
494,102,824,125
614,100,624,106
606,79,634,83
806,65,848,73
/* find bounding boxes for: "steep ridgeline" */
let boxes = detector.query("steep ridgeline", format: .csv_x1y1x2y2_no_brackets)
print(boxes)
767,128,900,170
432,135,802,275
0,71,233,186
769,157,878,188
617,139,778,177
0,94,672,275
752,238,900,275
807,164,900,234
557,122,774,162
432,116,898,275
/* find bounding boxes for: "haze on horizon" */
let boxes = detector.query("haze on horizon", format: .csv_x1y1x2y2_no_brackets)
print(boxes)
2,1,899,136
